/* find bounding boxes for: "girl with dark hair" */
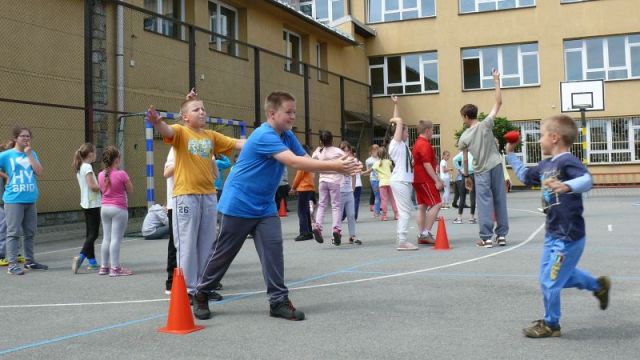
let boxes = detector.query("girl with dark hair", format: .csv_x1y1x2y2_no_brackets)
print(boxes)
72,143,101,273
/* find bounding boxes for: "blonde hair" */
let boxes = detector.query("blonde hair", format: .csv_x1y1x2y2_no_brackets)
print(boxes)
73,143,96,173
542,115,578,146
417,120,433,134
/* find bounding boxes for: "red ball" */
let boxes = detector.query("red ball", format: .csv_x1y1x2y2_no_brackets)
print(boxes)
503,130,520,143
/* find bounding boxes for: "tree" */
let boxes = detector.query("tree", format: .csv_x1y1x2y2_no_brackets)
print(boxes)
454,113,518,152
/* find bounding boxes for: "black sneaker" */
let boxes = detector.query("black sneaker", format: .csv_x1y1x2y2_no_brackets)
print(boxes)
213,282,223,291
269,299,305,321
294,233,314,241
594,276,611,310
24,261,48,271
207,290,223,302
312,228,324,244
332,229,341,246
192,292,212,320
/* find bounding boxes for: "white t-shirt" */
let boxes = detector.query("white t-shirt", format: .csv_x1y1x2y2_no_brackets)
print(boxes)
365,156,379,181
439,159,450,180
355,173,362,188
340,174,353,193
389,139,414,183
77,163,101,209
165,148,175,210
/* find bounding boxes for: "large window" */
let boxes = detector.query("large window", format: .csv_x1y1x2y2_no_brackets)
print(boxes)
209,1,238,56
284,30,303,75
143,0,185,40
368,0,436,23
564,34,640,81
369,52,438,96
299,0,345,25
459,0,534,13
462,43,539,90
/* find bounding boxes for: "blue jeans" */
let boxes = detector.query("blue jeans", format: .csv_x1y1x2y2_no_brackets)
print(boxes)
370,180,381,215
539,235,599,327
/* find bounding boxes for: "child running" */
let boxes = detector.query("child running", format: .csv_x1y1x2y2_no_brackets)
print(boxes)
98,146,133,276
505,114,611,338
372,146,398,222
338,141,362,245
192,91,360,321
0,126,47,275
72,143,102,273
311,130,345,245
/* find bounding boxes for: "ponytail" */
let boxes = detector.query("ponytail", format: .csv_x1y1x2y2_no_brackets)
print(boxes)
73,143,96,173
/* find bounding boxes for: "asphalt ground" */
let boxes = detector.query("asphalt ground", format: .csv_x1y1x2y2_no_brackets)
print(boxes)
1,189,639,359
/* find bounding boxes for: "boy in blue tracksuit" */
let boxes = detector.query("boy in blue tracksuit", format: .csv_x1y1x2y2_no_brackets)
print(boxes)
506,114,610,338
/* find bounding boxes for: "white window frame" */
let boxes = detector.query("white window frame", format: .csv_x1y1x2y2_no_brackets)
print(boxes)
299,0,344,25
369,52,439,96
144,0,186,40
368,0,436,23
284,29,303,75
564,34,640,82
209,0,239,56
462,43,540,90
459,0,535,14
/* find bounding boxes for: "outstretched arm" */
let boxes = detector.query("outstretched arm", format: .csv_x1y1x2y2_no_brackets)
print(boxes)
274,150,361,175
487,69,502,119
147,106,175,139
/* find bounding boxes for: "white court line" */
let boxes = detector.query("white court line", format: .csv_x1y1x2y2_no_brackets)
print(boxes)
1,209,544,309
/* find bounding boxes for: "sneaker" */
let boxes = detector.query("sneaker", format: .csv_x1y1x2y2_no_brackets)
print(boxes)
469,218,477,224
86,263,99,271
164,289,172,295
109,266,133,277
72,256,83,274
369,205,374,212
476,240,493,248
246,233,254,239
206,290,224,302
269,299,305,321
294,233,314,241
523,320,561,338
380,215,388,221
193,292,212,320
7,264,24,275
98,266,110,275
394,214,399,220
213,282,223,291
0,258,8,266
417,233,436,245
312,228,324,244
453,218,463,224
17,255,25,264
396,242,419,251
332,228,342,246
24,261,48,271
496,236,507,246
593,276,611,310
349,236,362,245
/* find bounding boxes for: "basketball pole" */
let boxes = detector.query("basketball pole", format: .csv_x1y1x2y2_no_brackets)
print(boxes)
579,107,587,164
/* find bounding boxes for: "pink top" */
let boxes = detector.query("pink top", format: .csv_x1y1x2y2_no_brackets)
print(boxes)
98,169,130,210
311,146,345,184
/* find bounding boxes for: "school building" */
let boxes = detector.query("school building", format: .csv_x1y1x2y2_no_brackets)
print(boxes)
0,0,638,216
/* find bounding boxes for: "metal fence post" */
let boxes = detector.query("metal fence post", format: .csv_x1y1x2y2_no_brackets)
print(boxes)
304,64,310,146
84,0,94,143
189,25,196,91
254,47,261,128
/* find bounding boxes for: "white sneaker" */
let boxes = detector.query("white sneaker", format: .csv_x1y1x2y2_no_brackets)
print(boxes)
396,242,419,251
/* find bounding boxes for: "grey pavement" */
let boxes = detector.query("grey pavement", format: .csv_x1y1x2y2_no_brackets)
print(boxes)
1,189,639,359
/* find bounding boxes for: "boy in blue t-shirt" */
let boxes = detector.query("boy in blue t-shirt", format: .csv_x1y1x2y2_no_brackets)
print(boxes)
506,115,610,338
192,91,361,321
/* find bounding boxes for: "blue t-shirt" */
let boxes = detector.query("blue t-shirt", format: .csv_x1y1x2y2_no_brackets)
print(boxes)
0,149,40,203
214,154,231,190
218,123,306,218
507,152,591,241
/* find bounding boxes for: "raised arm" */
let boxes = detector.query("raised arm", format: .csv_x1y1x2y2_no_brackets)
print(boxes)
147,106,175,139
487,69,502,119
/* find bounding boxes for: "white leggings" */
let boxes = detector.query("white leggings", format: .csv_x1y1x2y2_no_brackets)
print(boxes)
101,206,128,268
440,175,451,204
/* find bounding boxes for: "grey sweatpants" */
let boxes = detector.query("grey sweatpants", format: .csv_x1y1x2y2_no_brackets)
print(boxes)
340,191,356,237
0,205,6,257
100,205,128,268
172,194,217,295
4,203,37,264
474,164,509,240
197,214,288,305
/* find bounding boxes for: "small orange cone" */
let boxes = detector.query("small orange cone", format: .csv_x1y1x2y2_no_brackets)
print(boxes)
278,198,287,217
433,217,451,250
158,268,204,335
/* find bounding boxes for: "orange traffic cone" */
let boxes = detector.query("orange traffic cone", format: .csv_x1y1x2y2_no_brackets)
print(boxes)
433,217,451,250
278,198,287,217
158,268,204,335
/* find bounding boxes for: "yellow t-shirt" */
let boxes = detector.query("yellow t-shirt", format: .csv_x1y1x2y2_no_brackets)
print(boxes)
372,159,393,187
164,124,236,196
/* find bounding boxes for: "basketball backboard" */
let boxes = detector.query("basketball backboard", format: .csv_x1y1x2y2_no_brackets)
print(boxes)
560,80,605,112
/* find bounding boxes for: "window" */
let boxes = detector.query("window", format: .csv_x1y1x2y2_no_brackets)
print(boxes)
369,52,438,96
209,1,238,56
368,0,436,23
316,43,328,82
407,124,440,158
299,0,345,25
284,30,303,75
462,43,539,90
144,0,185,40
564,34,640,81
459,0,535,13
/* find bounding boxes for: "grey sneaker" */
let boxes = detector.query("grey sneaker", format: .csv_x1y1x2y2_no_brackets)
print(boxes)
72,256,83,274
593,276,611,310
523,320,561,338
476,240,493,248
24,261,48,271
193,292,212,320
417,233,436,245
7,264,24,275
496,236,507,246
270,299,305,321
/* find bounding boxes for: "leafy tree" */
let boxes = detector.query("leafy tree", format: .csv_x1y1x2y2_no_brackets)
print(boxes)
454,113,518,152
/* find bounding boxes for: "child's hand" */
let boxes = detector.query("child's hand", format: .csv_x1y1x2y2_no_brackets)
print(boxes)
545,178,570,194
337,155,363,175
391,94,398,104
389,117,401,124
492,68,500,82
186,88,198,100
505,141,519,154
288,189,296,196
147,106,162,125
24,143,32,156
464,177,474,191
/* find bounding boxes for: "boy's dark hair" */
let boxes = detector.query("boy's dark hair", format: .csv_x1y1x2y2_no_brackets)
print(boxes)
543,115,579,146
460,104,478,120
12,125,32,139
417,120,433,134
318,130,333,148
383,122,405,147
264,91,296,113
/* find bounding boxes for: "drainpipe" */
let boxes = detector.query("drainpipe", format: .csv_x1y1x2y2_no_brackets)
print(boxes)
116,3,126,168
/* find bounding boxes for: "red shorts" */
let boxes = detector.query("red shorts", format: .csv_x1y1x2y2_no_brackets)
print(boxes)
413,182,441,207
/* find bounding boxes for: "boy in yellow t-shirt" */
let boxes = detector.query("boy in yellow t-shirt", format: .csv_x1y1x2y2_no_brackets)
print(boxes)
147,90,245,297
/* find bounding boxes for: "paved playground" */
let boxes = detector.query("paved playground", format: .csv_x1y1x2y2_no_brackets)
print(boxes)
1,189,639,359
